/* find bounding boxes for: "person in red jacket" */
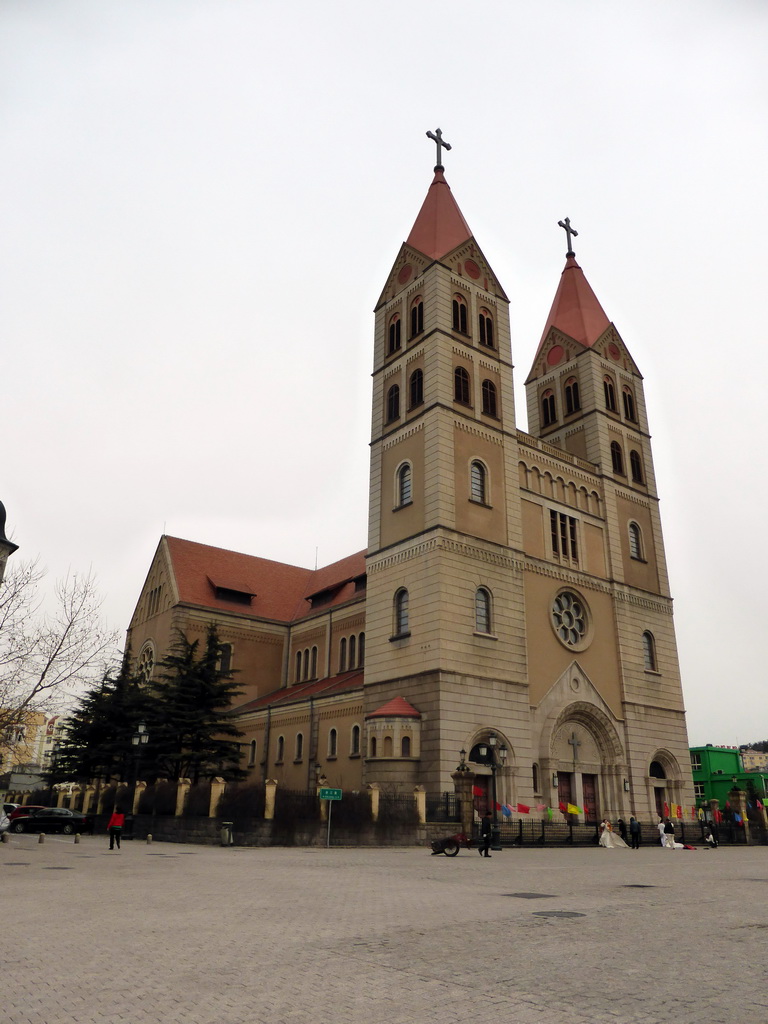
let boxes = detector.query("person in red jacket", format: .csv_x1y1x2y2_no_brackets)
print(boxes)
107,809,125,850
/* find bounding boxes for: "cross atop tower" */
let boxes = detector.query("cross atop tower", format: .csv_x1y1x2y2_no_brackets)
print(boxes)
426,128,452,171
558,216,578,258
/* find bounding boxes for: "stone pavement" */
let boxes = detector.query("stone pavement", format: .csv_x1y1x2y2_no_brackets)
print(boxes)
3,833,768,1024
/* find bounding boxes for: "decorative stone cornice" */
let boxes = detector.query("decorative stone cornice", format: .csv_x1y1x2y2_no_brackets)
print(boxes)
381,421,424,451
455,420,504,446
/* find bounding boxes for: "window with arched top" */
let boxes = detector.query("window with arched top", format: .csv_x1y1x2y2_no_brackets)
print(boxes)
310,646,318,679
137,643,155,683
409,368,424,408
339,636,347,672
478,309,494,347
276,735,285,763
383,736,393,756
454,366,471,405
351,724,361,755
328,728,338,757
348,634,356,669
622,386,637,422
604,376,617,412
295,732,304,761
295,650,302,682
248,740,257,767
630,449,644,483
649,759,666,779
302,648,310,680
629,522,643,560
370,736,377,757
397,463,412,506
475,587,492,634
358,633,365,667
564,378,581,415
610,441,625,475
388,314,401,354
401,735,411,757
386,384,400,422
470,460,487,504
532,762,540,793
394,588,409,637
452,294,468,334
642,631,657,671
410,298,424,337
481,379,498,417
542,390,556,426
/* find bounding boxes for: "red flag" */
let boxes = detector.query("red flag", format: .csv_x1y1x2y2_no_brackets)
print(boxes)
725,801,731,810
558,801,567,814
472,785,483,796
663,802,670,818
517,803,530,814
675,805,682,819
716,810,723,823
495,801,502,811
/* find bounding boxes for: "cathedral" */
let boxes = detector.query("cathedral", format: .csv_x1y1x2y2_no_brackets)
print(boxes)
126,137,693,823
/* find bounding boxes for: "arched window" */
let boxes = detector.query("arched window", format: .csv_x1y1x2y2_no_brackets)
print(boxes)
481,379,498,417
383,736,393,756
649,760,666,779
276,735,285,762
475,587,492,634
454,366,471,405
137,643,155,683
328,728,338,757
452,294,468,334
629,522,643,560
478,309,494,347
302,648,310,680
295,732,304,761
394,588,409,637
358,633,365,667
348,634,356,668
610,441,625,475
218,643,233,675
295,650,302,682
248,740,257,767
642,631,657,671
532,763,540,793
401,735,411,757
622,386,637,421
470,460,487,504
630,449,644,483
604,376,617,412
370,736,377,757
339,637,347,672
386,384,400,422
541,390,556,426
409,368,424,408
351,724,361,755
564,378,581,415
410,298,424,337
388,314,401,354
397,463,412,506
310,646,318,679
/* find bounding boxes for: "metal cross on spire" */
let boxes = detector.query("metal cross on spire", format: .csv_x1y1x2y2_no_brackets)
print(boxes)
558,217,579,258
426,128,452,170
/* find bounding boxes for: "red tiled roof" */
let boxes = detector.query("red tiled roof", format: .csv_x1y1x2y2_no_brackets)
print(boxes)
366,696,421,719
405,170,473,260
164,537,365,624
531,257,611,364
233,671,364,715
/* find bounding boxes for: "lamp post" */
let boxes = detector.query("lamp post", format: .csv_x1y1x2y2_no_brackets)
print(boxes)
477,733,508,849
131,721,149,811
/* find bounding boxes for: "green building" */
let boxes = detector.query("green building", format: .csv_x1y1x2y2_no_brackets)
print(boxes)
690,745,768,814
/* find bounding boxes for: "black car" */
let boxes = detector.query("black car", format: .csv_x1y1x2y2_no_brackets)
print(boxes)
11,807,94,835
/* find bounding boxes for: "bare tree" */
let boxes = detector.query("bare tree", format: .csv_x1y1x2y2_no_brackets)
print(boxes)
0,560,120,763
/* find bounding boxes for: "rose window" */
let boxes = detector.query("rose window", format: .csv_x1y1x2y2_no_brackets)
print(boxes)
552,592,587,646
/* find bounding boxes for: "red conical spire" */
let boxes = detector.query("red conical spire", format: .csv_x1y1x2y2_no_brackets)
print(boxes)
534,256,611,356
405,169,473,260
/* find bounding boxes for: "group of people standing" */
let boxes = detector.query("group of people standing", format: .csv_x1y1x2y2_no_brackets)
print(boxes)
599,816,642,849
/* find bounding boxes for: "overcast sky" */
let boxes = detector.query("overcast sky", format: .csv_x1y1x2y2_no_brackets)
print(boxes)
2,1,766,746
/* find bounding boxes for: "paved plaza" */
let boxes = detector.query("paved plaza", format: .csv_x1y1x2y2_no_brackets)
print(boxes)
4,833,768,1024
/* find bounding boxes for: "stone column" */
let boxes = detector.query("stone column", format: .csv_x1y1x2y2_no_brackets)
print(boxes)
729,788,751,844
209,777,226,817
413,785,426,824
367,783,380,823
132,781,147,815
175,778,191,817
56,787,66,808
451,769,475,837
264,779,277,820
82,784,96,815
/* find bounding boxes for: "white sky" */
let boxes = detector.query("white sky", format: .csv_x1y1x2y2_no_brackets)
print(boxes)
2,0,766,746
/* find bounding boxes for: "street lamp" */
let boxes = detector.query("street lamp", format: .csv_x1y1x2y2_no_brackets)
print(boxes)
478,733,508,848
131,722,149,807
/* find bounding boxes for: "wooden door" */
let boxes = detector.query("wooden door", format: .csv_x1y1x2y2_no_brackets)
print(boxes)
582,774,598,823
558,772,573,818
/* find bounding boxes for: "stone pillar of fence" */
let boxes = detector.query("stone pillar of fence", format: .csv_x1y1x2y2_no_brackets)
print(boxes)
132,781,147,814
55,786,67,808
264,779,277,820
209,777,226,817
97,786,111,815
452,768,476,837
367,783,380,823
413,785,426,824
175,778,191,817
729,788,751,844
708,797,719,825
82,784,96,815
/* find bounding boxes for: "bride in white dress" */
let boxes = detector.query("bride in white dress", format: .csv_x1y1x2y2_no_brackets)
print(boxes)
599,819,629,849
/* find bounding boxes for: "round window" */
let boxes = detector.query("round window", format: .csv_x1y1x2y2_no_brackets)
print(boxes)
551,591,590,649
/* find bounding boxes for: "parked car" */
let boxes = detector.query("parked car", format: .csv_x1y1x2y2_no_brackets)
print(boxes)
8,805,45,822
11,807,94,835
3,802,19,816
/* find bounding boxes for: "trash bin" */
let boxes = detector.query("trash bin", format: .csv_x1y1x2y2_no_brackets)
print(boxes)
122,813,135,840
220,821,234,847
491,825,502,851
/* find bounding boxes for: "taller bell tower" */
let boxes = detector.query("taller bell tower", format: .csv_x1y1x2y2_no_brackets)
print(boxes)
364,135,529,790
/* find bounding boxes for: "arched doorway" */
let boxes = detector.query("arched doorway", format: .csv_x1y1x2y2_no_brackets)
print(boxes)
650,760,667,819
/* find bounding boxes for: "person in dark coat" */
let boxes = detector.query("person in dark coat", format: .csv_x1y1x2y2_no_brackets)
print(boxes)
479,810,493,858
629,815,641,849
617,818,628,843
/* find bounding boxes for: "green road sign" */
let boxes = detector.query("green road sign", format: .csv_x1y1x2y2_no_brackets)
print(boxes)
319,788,342,801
